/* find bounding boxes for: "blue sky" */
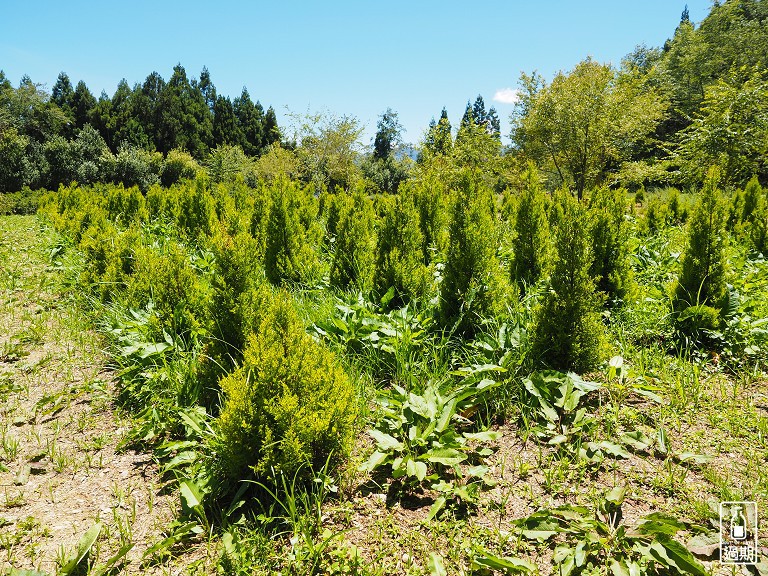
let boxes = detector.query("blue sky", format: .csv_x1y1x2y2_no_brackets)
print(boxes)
1,1,712,146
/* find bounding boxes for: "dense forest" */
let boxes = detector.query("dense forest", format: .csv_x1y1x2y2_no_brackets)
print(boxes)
1,1,768,575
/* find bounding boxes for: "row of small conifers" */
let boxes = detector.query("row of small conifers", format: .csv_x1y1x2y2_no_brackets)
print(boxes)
38,165,767,499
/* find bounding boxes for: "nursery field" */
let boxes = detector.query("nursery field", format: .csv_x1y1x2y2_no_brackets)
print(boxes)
1,168,767,575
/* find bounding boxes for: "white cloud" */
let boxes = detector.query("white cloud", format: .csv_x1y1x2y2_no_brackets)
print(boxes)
493,88,521,105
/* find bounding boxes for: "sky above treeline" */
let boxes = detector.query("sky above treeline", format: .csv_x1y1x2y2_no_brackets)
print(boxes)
1,1,712,147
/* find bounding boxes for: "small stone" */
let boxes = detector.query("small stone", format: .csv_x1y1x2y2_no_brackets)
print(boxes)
13,465,30,486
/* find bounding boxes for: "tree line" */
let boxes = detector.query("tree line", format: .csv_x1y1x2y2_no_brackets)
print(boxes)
0,64,280,192
1,0,767,196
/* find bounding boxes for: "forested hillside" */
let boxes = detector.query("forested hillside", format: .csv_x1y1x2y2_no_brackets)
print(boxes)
1,1,767,574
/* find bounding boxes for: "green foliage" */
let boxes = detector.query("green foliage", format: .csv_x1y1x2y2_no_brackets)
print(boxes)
77,220,134,301
125,240,208,339
206,144,255,185
732,176,768,253
328,192,376,292
361,372,501,518
162,148,200,187
0,187,45,215
310,295,431,381
407,177,449,264
740,175,763,223
522,371,626,463
748,191,768,254
372,108,402,161
175,178,218,240
264,180,322,285
439,175,507,332
673,167,728,315
512,489,709,575
104,143,163,192
588,187,632,302
421,108,453,160
360,154,410,194
372,194,430,305
532,190,604,372
642,188,689,234
215,293,357,482
511,165,550,288
513,59,666,197
290,111,363,192
105,184,147,225
676,72,768,186
252,143,300,185
207,231,268,360
0,128,43,191
44,125,109,188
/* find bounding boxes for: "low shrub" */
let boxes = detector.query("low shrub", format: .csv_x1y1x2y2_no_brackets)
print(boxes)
373,194,430,305
215,292,357,483
162,149,201,187
329,191,376,292
532,189,604,372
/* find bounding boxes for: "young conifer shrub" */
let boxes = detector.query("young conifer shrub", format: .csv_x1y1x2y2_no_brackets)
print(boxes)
78,223,141,302
264,179,321,285
207,231,268,358
532,190,604,372
372,194,430,305
246,185,271,257
126,241,209,339
215,292,357,483
105,184,147,225
176,178,218,240
145,183,175,222
749,191,768,254
408,177,449,264
734,176,767,252
741,176,763,223
321,192,344,241
438,174,506,332
643,194,669,235
511,165,550,289
330,191,376,292
588,186,632,302
673,167,728,313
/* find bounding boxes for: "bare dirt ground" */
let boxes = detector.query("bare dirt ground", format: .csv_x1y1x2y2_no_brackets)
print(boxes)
0,216,206,575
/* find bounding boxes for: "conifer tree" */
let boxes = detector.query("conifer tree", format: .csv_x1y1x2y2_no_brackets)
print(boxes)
749,189,768,254
422,108,452,159
263,106,280,146
51,72,74,119
673,166,727,312
373,194,429,305
532,189,603,372
487,106,501,139
213,95,244,147
71,81,96,130
588,186,632,302
233,88,265,156
511,165,550,288
330,192,377,292
439,174,505,332
264,180,319,285
373,108,402,161
472,95,487,130
740,175,763,223
198,66,217,113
